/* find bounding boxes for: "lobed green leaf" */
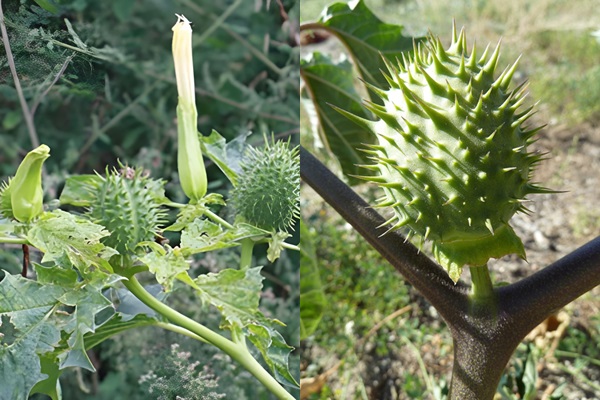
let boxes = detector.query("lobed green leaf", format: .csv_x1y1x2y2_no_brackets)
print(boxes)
0,269,117,399
301,0,423,183
193,267,264,328
246,323,299,389
139,248,189,293
200,129,250,187
309,0,419,93
26,210,118,274
58,174,102,207
180,219,269,256
301,53,375,184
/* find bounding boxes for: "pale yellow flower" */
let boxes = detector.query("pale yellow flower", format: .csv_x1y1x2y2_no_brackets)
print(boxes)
172,14,195,106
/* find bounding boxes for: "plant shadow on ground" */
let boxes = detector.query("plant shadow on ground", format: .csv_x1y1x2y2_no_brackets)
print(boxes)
300,0,600,398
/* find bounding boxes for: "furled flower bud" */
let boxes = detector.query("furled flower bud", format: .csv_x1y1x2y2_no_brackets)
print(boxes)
172,14,207,203
0,144,50,222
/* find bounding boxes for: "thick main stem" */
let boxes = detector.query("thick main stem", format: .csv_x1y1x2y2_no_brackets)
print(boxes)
449,325,520,400
122,275,293,400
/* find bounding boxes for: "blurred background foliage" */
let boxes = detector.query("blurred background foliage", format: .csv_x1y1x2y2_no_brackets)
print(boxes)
302,0,600,126
1,0,299,398
300,0,600,398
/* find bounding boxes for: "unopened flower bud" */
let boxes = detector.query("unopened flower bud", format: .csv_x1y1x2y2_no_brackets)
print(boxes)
3,144,50,222
172,14,207,203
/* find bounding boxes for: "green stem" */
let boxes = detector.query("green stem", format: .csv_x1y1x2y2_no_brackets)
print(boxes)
240,238,254,269
554,350,600,367
165,201,234,230
0,236,28,245
468,264,498,318
122,275,293,400
469,264,494,300
555,363,600,392
205,208,234,229
231,326,247,346
255,237,300,251
281,242,300,251
155,321,208,343
164,201,186,208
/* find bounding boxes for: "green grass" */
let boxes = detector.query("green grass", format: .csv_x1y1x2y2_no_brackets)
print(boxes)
302,205,453,399
529,31,600,124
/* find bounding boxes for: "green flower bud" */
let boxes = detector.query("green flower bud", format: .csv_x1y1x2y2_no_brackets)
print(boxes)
230,137,300,232
172,14,207,203
0,144,50,222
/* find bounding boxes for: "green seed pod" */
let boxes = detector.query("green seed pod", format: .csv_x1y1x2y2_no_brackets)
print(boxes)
0,144,50,222
340,27,552,281
230,138,300,232
87,166,166,254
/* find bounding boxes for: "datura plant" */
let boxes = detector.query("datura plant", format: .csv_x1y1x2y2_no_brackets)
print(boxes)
300,3,600,399
0,14,298,400
339,26,551,283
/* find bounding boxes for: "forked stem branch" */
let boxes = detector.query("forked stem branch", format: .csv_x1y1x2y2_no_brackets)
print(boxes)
301,146,600,400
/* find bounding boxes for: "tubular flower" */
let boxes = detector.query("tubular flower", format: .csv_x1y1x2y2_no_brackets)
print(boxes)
172,14,207,203
0,144,50,222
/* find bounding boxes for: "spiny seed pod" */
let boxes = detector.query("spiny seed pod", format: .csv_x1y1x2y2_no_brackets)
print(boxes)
230,137,300,232
340,26,552,282
87,166,166,254
0,145,50,222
